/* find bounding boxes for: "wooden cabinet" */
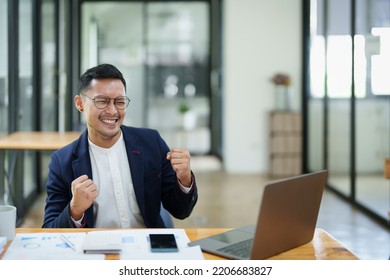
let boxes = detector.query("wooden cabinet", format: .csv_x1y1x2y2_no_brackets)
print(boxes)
269,111,302,178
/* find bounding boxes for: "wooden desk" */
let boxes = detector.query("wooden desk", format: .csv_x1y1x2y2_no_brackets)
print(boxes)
0,228,359,260
0,131,81,150
0,131,80,222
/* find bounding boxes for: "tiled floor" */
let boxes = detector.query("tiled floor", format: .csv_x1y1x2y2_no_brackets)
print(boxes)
20,156,390,260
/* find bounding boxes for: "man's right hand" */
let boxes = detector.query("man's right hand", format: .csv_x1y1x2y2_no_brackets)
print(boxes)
70,175,99,220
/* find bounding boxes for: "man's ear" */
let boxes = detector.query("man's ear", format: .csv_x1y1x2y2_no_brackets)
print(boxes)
74,95,84,112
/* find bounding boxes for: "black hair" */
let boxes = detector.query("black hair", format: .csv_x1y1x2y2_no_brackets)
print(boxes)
78,63,127,94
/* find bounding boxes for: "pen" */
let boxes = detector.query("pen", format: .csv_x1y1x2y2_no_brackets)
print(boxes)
60,234,76,251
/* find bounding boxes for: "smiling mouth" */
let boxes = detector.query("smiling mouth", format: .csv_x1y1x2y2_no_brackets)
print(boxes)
101,118,118,124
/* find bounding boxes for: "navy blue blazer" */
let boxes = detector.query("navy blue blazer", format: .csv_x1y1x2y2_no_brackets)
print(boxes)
42,125,198,228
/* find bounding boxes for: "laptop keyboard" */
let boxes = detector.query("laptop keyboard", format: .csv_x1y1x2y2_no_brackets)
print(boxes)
216,238,253,259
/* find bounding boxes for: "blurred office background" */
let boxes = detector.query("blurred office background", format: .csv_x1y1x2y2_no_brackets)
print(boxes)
0,0,389,257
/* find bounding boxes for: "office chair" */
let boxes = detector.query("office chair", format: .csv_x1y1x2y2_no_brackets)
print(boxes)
384,158,390,260
160,205,174,228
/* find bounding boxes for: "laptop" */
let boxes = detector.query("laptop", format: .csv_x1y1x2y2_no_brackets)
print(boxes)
188,170,328,260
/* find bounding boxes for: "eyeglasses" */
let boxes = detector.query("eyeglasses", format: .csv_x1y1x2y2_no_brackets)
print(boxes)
81,94,130,110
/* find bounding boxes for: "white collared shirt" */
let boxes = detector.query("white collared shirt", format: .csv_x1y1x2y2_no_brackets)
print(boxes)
88,133,145,228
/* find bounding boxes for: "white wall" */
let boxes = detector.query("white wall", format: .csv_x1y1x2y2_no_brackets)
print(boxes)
222,0,302,173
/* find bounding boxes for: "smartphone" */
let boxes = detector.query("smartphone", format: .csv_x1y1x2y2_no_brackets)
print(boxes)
149,234,179,252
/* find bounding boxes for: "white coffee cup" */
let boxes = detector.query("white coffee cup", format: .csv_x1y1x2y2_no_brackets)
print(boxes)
0,205,17,241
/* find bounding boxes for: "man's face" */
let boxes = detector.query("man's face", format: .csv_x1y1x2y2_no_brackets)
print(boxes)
76,78,127,148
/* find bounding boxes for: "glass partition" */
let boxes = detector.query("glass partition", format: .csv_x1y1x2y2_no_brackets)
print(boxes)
81,1,211,154
326,0,352,196
19,0,36,199
0,0,8,136
81,2,144,127
307,0,390,223
308,0,352,195
355,0,390,219
41,0,57,131
308,0,325,172
40,0,58,191
145,2,210,154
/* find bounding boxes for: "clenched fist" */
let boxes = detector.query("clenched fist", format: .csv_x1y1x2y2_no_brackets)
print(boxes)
166,148,192,187
69,175,99,220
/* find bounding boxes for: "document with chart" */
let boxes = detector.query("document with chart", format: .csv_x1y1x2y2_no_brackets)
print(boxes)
2,229,203,260
2,232,105,260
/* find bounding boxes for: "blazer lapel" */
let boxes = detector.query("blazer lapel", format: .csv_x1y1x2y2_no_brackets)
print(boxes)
71,130,94,226
122,128,146,217
71,130,93,179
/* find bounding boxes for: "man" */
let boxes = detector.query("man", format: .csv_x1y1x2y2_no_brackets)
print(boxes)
43,63,198,228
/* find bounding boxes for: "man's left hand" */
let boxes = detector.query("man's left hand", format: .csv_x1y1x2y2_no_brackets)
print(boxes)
167,148,192,187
